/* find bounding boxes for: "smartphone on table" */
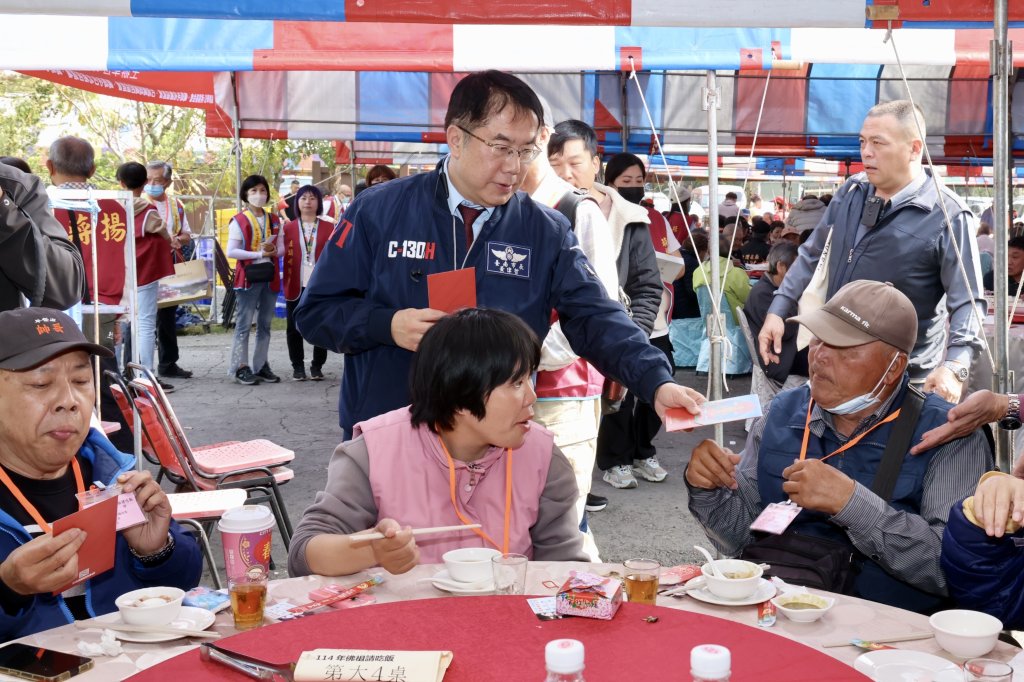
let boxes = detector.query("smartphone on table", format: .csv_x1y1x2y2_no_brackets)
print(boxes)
0,643,93,681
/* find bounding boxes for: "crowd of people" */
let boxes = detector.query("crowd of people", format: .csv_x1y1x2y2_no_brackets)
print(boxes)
1,69,1024,642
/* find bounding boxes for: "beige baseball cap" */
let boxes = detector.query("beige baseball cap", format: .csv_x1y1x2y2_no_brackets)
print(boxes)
789,280,917,354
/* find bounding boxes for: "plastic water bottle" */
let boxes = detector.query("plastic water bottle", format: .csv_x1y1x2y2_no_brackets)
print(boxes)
691,644,731,681
544,639,585,681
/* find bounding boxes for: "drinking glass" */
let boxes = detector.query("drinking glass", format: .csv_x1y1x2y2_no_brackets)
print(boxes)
229,572,268,631
491,553,528,595
963,658,1013,682
623,558,660,605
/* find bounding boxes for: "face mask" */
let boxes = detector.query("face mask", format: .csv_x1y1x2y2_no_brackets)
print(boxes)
247,192,267,207
823,352,900,416
144,184,165,198
618,187,645,205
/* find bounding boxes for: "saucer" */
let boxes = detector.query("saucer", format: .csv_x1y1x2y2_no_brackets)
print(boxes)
686,578,776,606
854,650,960,681
430,569,494,595
94,606,216,642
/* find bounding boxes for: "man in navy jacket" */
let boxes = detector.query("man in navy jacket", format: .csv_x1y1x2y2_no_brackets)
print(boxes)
296,71,702,437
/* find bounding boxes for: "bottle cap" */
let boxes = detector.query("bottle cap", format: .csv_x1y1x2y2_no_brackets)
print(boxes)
691,644,731,677
545,639,585,674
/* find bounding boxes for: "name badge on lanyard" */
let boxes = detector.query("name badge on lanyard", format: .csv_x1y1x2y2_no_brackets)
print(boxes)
750,500,803,535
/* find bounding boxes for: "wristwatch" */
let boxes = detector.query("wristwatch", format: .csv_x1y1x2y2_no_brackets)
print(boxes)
999,393,1022,431
942,361,969,383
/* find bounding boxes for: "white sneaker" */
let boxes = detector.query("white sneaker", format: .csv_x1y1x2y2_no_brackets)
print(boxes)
632,457,668,482
603,465,638,489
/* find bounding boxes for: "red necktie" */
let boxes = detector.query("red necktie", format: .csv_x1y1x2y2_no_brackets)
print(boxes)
458,204,484,249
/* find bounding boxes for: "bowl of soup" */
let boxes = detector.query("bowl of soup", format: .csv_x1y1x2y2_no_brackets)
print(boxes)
700,559,763,600
115,586,185,626
770,592,835,622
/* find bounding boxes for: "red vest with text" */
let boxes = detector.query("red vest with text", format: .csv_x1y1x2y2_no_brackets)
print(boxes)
232,211,281,292
134,206,174,286
281,217,333,301
646,206,675,322
55,201,128,305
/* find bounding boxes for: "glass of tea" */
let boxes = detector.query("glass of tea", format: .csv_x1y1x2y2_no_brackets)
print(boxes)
229,570,269,631
623,558,660,605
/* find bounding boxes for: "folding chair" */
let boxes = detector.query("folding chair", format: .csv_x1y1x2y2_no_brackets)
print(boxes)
104,370,260,584
125,364,294,549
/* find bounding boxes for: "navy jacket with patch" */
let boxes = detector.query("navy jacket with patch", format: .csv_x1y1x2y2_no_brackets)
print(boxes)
295,162,674,435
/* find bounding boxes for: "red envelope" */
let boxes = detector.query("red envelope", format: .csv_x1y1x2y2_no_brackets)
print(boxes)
51,495,117,594
427,268,476,313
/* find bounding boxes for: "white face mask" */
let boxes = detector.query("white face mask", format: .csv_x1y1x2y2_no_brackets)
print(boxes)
823,352,900,416
247,192,267,207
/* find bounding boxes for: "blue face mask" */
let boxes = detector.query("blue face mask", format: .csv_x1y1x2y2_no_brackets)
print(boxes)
822,352,899,416
144,184,165,198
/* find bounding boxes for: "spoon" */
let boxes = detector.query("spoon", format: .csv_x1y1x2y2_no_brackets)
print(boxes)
693,544,721,578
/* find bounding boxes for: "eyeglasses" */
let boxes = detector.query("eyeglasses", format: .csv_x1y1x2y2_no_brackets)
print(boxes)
457,126,541,164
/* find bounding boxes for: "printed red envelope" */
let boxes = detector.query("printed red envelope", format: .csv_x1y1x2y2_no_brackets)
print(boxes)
427,267,476,314
51,495,117,594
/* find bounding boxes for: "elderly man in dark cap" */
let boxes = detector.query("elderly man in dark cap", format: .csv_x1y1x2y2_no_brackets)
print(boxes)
685,280,992,613
0,307,201,640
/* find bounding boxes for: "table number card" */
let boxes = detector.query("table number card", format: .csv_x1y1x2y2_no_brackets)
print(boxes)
294,649,453,682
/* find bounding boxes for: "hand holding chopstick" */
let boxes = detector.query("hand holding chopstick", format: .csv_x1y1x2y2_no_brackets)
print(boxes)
352,523,481,542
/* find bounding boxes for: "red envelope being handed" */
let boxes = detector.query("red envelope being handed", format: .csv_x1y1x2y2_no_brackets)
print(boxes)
51,495,117,594
427,267,477,314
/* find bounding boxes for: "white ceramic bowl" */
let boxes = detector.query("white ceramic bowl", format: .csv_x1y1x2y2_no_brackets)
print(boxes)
770,592,835,623
115,586,185,626
928,609,1002,658
700,559,763,600
442,547,501,584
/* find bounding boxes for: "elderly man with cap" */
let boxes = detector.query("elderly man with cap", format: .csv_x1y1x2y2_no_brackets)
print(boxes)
685,280,992,612
0,307,201,639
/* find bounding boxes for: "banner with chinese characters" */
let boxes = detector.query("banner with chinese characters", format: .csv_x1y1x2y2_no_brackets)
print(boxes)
54,200,129,306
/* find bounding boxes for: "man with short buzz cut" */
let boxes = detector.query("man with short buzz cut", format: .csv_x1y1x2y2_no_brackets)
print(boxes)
144,161,193,381
296,70,703,439
688,280,992,612
759,100,985,405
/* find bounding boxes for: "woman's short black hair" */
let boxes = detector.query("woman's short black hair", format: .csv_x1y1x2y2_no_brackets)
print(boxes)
603,153,646,187
409,308,540,433
239,174,270,204
294,184,324,216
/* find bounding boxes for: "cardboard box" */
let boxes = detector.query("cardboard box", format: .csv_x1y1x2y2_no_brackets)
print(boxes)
555,571,623,620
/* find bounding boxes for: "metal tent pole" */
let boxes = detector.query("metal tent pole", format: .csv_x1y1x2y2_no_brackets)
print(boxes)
704,70,724,445
992,0,1014,470
231,72,243,212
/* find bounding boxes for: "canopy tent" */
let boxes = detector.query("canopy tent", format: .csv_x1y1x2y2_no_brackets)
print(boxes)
10,19,1024,166
2,0,1023,28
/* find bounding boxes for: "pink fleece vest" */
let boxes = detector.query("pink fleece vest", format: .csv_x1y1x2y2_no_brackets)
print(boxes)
356,407,555,564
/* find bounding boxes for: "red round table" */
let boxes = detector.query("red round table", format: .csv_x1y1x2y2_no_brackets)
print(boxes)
127,597,870,681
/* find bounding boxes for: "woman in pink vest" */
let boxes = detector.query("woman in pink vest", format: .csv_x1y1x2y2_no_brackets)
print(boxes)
226,174,282,386
281,185,333,381
287,309,588,577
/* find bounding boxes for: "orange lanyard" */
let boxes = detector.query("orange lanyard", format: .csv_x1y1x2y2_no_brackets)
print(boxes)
438,438,512,554
798,400,902,463
0,459,85,534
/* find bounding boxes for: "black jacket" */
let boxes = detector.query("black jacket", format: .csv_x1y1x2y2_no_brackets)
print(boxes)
744,275,807,383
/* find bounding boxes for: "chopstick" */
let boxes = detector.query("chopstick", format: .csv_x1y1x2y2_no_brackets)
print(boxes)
352,523,481,542
821,631,933,648
75,620,221,639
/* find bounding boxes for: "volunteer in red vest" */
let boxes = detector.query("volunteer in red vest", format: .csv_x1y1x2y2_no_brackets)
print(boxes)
226,174,282,386
322,179,352,225
282,185,332,381
116,162,173,374
288,308,588,578
598,153,681,489
144,161,193,381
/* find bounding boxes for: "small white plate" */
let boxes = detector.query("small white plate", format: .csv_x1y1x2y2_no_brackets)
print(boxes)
430,569,494,595
854,650,960,681
686,578,776,606
94,606,216,642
